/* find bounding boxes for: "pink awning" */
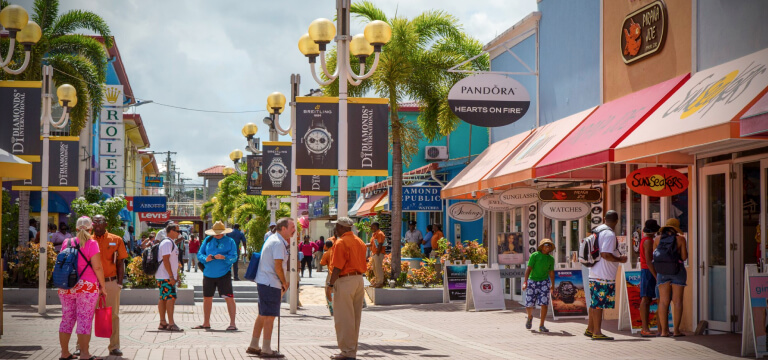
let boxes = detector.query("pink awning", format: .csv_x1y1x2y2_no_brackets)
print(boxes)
535,74,689,178
741,92,768,138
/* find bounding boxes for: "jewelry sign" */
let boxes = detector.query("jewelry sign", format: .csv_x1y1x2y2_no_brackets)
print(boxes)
347,98,388,176
10,138,79,191
295,97,339,175
262,141,291,195
246,154,262,196
0,81,42,162
447,74,530,127
300,175,330,195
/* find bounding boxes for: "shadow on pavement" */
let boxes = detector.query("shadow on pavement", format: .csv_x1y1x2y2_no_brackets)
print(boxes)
0,345,42,359
319,343,444,358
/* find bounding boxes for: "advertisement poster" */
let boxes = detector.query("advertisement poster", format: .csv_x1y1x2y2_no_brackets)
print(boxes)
624,270,663,331
295,97,339,175
742,265,768,357
11,139,79,191
466,269,505,311
300,175,330,195
552,269,588,319
0,81,42,161
497,232,525,265
347,98,388,176
246,154,262,195
444,265,468,302
261,142,291,195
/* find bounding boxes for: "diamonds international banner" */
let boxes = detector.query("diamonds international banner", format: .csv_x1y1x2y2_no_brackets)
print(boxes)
347,98,388,176
11,138,79,191
0,81,42,162
246,154,263,195
262,141,291,195
300,175,330,195
295,97,339,176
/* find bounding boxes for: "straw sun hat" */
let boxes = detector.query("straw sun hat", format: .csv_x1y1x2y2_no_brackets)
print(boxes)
205,221,233,236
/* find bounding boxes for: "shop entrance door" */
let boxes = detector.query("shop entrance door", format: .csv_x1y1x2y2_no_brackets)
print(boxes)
699,164,733,332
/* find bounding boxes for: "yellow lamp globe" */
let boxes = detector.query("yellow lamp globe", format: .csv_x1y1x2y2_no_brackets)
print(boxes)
350,34,374,57
17,21,42,44
241,123,258,137
308,18,336,44
298,33,320,57
229,149,243,162
0,4,29,31
266,92,286,114
364,20,392,46
56,84,77,108
222,167,235,176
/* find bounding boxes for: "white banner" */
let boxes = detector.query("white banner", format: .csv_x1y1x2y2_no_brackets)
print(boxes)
100,122,124,139
99,156,123,171
100,172,124,188
99,140,124,156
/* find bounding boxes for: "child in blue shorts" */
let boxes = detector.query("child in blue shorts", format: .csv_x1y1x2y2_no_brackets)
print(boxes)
523,238,555,332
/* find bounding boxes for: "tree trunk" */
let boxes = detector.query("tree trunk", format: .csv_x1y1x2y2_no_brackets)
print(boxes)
390,106,403,282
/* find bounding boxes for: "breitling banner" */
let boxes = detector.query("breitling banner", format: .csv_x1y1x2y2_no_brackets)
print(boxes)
300,175,330,195
262,141,291,195
0,81,42,162
246,154,262,196
296,97,339,175
347,98,388,176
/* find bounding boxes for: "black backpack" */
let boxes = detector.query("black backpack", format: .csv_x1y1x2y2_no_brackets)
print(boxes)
141,242,162,275
652,231,681,275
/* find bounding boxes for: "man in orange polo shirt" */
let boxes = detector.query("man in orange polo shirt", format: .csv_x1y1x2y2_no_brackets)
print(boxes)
431,224,444,258
325,217,366,360
92,214,129,357
369,222,386,288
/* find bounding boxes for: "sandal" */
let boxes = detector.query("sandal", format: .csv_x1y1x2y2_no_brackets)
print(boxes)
192,325,211,330
584,329,593,337
260,351,285,358
246,347,261,355
673,333,686,337
591,334,614,340
167,324,184,332
158,322,168,330
59,355,75,360
640,330,657,338
226,325,238,331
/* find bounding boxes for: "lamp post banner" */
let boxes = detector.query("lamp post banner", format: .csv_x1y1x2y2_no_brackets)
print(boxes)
246,154,263,195
295,97,339,175
10,139,79,191
347,98,388,176
0,81,42,161
300,175,330,195
262,141,292,195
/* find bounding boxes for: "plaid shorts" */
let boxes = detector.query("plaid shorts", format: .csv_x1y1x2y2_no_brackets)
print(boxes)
157,279,177,300
589,279,615,309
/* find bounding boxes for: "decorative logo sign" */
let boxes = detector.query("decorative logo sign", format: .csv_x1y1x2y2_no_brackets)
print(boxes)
499,187,539,206
477,193,513,211
262,142,292,195
626,167,688,197
448,202,484,222
246,155,262,196
540,202,591,221
347,98,388,176
538,188,602,202
621,0,667,65
0,81,42,160
144,176,164,188
139,210,170,222
102,84,123,106
295,97,339,175
447,74,530,127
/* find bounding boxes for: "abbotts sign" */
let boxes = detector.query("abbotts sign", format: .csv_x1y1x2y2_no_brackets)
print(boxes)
540,202,591,221
448,202,484,222
621,0,667,65
499,187,539,206
477,193,514,211
626,167,688,197
539,188,602,202
448,74,530,127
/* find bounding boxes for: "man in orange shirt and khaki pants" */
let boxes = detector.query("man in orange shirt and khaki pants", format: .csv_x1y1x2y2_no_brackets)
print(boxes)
369,222,386,288
91,215,129,357
325,217,367,360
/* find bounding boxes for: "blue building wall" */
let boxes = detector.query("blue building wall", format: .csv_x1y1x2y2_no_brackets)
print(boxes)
490,36,538,142
697,0,768,70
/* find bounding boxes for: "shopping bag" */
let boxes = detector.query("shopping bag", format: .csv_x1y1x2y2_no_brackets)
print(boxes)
94,295,112,338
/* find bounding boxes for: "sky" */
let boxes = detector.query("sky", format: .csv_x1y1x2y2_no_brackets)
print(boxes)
14,0,538,184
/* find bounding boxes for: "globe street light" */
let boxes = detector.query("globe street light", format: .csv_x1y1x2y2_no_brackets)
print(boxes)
0,4,42,74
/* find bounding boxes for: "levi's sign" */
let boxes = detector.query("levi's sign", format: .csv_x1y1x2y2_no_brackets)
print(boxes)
139,211,170,222
132,196,167,213
448,74,530,127
627,167,688,197
539,189,602,202
448,202,483,222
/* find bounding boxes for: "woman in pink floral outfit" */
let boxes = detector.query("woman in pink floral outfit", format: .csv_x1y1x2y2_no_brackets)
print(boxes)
58,216,107,360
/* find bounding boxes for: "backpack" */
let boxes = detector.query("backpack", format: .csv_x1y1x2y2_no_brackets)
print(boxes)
53,239,91,289
141,242,162,275
578,229,608,267
244,252,261,281
653,231,681,275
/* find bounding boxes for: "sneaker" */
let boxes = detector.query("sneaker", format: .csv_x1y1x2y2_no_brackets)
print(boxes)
539,325,549,333
525,317,533,330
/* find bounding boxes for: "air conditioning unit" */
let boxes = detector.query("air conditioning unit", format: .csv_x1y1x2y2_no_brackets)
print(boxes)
425,146,448,161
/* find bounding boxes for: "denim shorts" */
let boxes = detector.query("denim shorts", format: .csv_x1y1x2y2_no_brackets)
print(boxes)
257,283,282,317
657,267,687,287
640,269,657,299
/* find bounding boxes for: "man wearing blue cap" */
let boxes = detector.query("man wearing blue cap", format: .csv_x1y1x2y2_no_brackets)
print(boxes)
264,222,276,242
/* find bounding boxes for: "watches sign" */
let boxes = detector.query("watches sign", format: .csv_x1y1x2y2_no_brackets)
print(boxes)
626,167,688,197
295,97,339,176
448,74,530,127
262,141,292,195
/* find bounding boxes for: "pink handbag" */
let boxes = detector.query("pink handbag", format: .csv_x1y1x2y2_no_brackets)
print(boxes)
94,295,112,338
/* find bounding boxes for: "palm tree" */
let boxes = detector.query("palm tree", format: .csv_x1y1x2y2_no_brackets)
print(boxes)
0,0,112,134
322,2,488,279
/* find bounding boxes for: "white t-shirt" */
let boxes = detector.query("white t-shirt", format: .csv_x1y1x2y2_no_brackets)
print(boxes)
155,239,179,280
588,224,621,281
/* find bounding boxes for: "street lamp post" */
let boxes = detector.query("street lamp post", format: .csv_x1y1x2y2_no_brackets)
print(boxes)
298,0,391,218
0,4,42,74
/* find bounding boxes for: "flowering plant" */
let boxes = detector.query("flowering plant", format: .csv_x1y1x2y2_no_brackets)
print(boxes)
409,258,442,287
402,242,423,258
126,256,158,289
70,188,127,237
365,253,410,287
440,239,487,264
4,242,56,287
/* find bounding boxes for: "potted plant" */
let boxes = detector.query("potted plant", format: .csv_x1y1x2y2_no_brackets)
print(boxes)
401,242,424,271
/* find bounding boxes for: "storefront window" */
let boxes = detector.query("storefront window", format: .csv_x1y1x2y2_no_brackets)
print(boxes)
558,221,567,263
514,208,522,232
611,184,628,236
649,196,661,224
671,190,689,234
630,190,642,268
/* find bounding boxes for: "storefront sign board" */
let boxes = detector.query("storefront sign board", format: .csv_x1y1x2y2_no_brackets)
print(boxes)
465,268,505,311
144,176,163,188
443,264,469,302
626,167,688,197
539,188,602,202
139,210,170,222
552,269,588,320
497,232,525,265
448,74,530,127
621,0,668,65
448,202,483,222
540,202,591,221
617,267,671,334
132,196,167,213
394,185,442,212
499,187,539,206
477,193,513,211
742,264,768,357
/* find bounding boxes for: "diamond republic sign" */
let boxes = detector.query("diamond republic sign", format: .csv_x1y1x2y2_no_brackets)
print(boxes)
392,186,442,212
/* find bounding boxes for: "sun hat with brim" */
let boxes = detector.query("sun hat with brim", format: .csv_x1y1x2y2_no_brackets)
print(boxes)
643,219,661,234
538,238,554,251
660,218,682,235
205,221,233,236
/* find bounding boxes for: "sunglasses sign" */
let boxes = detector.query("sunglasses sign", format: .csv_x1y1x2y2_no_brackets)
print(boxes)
626,167,688,197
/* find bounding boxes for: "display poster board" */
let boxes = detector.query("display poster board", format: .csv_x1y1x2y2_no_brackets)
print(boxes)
497,232,525,265
552,269,589,319
742,264,768,358
443,261,470,303
465,265,506,312
618,266,672,334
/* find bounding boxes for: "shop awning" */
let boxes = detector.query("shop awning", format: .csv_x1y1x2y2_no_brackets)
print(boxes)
30,191,70,214
535,74,689,178
374,193,389,212
741,92,768,138
481,106,597,189
441,130,533,199
0,148,32,181
615,47,768,164
348,195,365,217
356,191,387,217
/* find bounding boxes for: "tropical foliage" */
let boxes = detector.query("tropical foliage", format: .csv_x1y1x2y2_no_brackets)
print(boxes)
2,188,20,254
409,258,442,288
3,242,56,287
365,253,410,287
322,1,488,279
70,187,126,237
441,239,488,264
0,0,112,134
402,242,424,258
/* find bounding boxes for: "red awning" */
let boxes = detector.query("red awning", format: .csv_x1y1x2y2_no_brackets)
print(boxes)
535,74,689,178
356,191,387,216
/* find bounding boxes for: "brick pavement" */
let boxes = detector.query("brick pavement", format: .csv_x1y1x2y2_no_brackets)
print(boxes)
1,300,741,359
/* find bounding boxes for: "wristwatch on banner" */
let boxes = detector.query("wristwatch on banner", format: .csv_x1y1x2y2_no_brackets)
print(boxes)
268,157,287,187
557,281,577,304
302,116,333,165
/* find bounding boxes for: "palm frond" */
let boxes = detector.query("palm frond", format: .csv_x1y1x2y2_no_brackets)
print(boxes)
48,9,113,47
47,53,104,134
33,0,58,31
350,1,388,23
48,35,108,79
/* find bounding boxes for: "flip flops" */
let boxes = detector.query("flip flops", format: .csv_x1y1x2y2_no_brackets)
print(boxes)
260,351,285,358
640,330,657,338
591,334,614,340
539,325,550,333
191,325,211,330
226,325,238,331
246,347,261,355
166,324,184,332
158,322,168,330
584,329,593,337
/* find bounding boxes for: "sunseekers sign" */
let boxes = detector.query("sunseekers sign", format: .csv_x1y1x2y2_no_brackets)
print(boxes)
448,74,530,127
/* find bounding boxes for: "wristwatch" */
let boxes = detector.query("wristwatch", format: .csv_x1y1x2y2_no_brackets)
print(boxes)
302,116,333,165
557,281,577,304
267,157,287,187
326,283,334,288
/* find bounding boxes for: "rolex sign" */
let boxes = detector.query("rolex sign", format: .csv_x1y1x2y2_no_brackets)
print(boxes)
448,74,530,127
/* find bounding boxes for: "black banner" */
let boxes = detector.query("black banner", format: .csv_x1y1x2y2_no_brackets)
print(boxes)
261,142,291,195
295,97,339,175
246,154,262,195
300,175,330,195
11,139,79,191
0,82,42,160
347,98,388,176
